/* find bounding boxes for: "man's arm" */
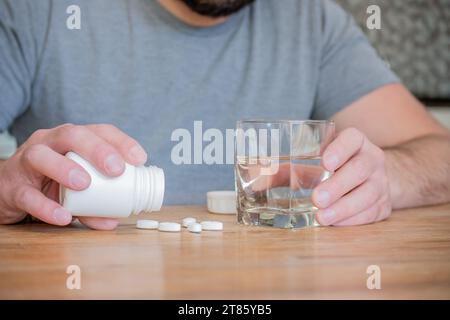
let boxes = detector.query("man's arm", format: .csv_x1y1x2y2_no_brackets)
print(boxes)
384,134,450,209
332,83,450,210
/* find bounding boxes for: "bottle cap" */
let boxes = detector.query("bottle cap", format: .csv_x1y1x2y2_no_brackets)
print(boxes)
206,191,236,215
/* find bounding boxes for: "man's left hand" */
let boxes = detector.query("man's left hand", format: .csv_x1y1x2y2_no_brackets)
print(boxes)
313,128,392,226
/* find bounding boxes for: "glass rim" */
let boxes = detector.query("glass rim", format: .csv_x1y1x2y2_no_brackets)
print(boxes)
236,119,335,125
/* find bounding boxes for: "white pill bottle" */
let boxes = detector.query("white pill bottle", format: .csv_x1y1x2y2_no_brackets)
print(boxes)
59,152,165,218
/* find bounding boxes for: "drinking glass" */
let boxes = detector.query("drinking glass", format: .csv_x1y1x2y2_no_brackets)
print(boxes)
235,120,335,229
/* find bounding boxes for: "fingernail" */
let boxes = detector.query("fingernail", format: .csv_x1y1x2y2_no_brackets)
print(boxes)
326,154,339,170
104,154,124,175
320,209,336,225
69,168,90,189
53,207,72,225
129,145,147,164
316,190,330,207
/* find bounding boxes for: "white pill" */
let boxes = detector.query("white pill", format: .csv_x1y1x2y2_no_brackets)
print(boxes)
188,222,202,233
158,222,181,232
182,217,197,228
136,220,159,230
200,221,223,231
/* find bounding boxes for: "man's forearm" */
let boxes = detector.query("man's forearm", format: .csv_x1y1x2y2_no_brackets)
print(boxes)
385,134,450,209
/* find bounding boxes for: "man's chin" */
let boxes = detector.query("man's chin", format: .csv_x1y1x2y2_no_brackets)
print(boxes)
181,0,255,17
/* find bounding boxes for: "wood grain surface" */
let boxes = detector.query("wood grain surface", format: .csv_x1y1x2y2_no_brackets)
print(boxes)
0,204,449,299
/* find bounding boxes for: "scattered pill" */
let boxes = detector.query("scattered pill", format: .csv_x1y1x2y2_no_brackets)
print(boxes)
200,221,223,231
136,219,159,230
182,217,197,228
188,222,202,233
158,222,181,232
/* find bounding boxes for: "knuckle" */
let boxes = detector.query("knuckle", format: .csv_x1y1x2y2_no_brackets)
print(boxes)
30,129,48,141
93,144,113,159
93,123,117,135
58,124,83,141
13,185,31,208
21,144,45,165
353,129,365,149
124,137,139,150
56,123,75,129
351,157,369,181
99,123,116,131
329,178,345,197
345,127,364,142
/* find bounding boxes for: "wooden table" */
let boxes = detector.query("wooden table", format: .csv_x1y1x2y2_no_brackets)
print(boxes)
0,204,449,299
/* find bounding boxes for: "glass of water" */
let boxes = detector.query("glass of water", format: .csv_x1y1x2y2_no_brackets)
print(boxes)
235,120,335,229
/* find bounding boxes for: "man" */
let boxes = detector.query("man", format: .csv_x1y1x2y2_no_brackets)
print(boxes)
0,0,449,230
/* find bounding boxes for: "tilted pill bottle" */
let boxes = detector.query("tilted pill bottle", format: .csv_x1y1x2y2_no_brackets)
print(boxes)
59,152,165,218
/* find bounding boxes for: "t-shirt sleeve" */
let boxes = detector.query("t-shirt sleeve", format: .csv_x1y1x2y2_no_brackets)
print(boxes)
311,0,400,120
0,0,44,131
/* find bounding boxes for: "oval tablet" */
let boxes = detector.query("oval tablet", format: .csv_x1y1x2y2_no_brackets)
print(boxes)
136,219,159,230
188,222,202,233
182,217,197,228
200,221,223,231
158,222,181,232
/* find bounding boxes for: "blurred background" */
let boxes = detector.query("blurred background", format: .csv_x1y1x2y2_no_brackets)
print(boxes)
0,0,449,158
336,0,450,126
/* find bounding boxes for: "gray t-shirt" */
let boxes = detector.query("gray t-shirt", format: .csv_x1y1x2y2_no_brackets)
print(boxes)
0,0,398,204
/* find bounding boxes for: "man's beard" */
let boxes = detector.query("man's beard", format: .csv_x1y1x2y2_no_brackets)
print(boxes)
180,0,255,17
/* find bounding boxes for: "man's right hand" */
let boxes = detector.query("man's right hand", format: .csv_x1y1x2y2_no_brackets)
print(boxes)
0,124,148,230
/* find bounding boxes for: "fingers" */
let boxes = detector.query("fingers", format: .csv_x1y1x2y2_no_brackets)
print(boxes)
78,217,119,230
312,153,376,208
22,144,91,190
13,185,72,226
48,124,126,177
322,128,365,172
2,124,143,229
87,124,148,166
332,198,392,227
316,177,383,226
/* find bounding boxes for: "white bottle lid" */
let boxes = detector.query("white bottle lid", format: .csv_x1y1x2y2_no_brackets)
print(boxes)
206,191,237,215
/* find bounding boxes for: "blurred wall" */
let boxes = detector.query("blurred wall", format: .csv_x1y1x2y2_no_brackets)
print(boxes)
335,0,450,100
